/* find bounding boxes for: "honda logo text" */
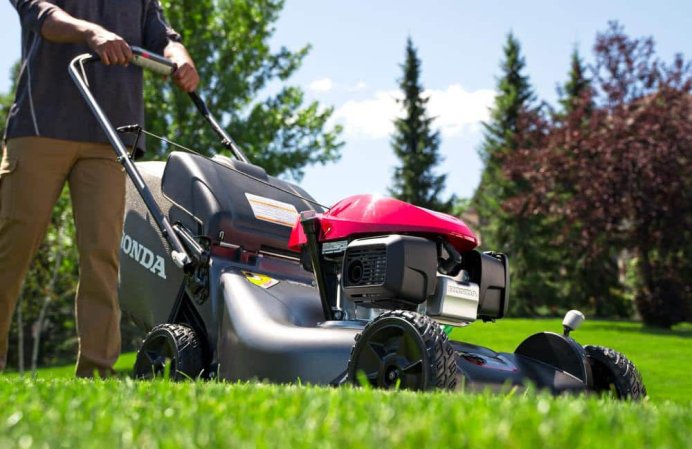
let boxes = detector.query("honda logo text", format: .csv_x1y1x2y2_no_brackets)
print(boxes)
120,233,167,279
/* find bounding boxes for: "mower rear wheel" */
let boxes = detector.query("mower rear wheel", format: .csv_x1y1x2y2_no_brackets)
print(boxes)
347,310,457,391
584,345,647,400
133,323,204,381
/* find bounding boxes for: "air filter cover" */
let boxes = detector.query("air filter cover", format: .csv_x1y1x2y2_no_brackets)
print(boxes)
342,235,437,307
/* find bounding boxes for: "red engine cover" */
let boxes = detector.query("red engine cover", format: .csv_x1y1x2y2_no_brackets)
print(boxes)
288,194,479,252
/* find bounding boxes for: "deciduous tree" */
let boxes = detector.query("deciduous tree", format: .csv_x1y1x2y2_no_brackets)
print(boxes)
143,0,343,181
554,48,629,317
504,23,692,327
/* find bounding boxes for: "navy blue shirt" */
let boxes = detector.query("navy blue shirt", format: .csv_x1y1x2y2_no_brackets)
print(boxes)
5,0,181,147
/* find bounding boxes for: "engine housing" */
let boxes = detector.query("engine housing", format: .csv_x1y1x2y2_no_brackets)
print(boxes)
338,234,509,324
341,235,437,309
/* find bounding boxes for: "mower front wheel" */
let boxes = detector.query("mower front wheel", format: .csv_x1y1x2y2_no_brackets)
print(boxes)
347,310,457,391
584,345,647,400
134,323,204,381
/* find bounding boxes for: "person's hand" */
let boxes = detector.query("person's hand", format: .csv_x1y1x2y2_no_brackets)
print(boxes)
85,26,132,66
170,56,199,92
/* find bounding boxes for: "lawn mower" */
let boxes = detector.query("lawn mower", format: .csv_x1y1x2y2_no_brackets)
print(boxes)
69,47,646,399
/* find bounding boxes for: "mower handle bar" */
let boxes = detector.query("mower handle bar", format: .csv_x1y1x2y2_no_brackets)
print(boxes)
68,46,252,269
72,47,249,162
131,47,249,163
68,51,190,269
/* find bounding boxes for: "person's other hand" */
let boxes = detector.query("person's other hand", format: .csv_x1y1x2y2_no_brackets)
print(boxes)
170,56,199,92
86,26,132,66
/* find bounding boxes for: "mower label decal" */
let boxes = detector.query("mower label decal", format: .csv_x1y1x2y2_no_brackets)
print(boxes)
245,193,299,227
120,233,167,279
322,240,348,255
243,271,279,289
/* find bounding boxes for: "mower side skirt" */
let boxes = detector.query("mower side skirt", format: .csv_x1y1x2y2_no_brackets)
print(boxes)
451,341,587,394
215,271,360,384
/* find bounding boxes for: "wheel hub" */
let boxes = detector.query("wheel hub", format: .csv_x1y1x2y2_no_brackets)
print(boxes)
358,324,427,389
383,362,402,387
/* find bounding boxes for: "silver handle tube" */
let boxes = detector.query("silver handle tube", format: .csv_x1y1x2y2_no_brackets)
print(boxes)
130,46,177,75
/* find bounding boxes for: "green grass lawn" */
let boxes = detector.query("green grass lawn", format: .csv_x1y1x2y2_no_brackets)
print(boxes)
3,351,139,379
1,318,690,449
0,379,689,449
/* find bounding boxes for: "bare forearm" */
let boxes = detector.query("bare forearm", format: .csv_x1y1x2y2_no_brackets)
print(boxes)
37,8,132,65
163,42,192,66
164,42,199,92
39,8,100,43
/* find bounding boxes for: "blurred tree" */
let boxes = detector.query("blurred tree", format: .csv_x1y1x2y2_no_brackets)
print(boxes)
389,37,453,212
554,48,629,317
143,0,342,181
0,93,11,136
504,23,692,327
0,62,20,138
474,33,534,250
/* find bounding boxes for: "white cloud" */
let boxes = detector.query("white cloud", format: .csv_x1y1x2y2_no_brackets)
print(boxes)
427,85,495,137
331,90,402,139
308,78,367,94
308,78,334,92
331,84,495,140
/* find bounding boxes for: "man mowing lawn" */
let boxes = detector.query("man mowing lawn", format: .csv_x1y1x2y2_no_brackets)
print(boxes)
0,0,198,377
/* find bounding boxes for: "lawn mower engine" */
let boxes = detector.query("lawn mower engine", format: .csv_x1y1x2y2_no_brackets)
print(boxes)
340,234,508,324
290,194,509,326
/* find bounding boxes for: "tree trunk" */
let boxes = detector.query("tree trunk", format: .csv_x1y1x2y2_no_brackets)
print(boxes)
30,296,51,374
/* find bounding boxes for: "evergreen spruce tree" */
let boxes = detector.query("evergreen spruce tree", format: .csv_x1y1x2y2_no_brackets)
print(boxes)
474,34,534,239
474,33,534,246
559,49,593,116
475,33,533,220
473,33,558,315
389,38,453,212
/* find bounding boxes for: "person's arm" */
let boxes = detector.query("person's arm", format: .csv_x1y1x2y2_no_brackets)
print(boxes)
11,0,132,65
42,10,132,65
142,0,199,92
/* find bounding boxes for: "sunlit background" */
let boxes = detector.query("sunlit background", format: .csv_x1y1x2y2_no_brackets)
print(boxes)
2,0,690,206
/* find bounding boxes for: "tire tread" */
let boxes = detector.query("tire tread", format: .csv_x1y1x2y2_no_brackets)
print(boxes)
584,344,647,400
134,323,204,381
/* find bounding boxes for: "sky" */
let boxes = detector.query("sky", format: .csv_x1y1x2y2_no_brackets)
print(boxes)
1,1,691,207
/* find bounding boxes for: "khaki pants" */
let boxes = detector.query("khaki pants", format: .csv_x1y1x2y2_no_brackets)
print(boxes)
0,137,125,377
